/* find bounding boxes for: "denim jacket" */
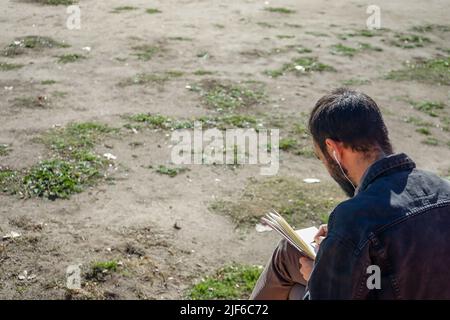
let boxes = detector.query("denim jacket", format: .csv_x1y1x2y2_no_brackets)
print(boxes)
305,153,450,299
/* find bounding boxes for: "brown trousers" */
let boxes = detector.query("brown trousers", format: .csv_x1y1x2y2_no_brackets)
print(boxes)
250,239,308,300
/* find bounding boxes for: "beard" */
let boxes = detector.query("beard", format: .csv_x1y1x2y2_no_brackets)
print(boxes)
324,153,355,198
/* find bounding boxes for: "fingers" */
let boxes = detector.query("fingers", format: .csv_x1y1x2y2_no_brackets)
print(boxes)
314,224,328,245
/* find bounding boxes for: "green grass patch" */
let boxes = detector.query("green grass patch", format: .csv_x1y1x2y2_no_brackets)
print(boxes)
279,138,298,150
155,165,189,177
422,137,439,146
386,57,450,85
264,7,295,14
416,127,431,135
194,80,266,111
32,0,76,5
257,22,276,28
188,265,262,300
86,260,119,281
111,6,138,13
410,24,450,33
131,44,162,61
341,78,371,86
276,35,295,39
210,176,344,227
0,62,23,71
57,53,86,64
390,33,431,49
411,100,445,117
0,122,117,200
168,36,192,41
0,144,11,156
193,70,216,76
305,31,329,37
264,56,335,78
119,71,183,87
330,44,358,57
41,80,57,85
3,35,69,57
146,8,162,14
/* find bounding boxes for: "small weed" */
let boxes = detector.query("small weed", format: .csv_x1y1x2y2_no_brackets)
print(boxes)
405,117,433,127
32,0,76,5
0,144,11,156
197,80,266,111
390,33,431,49
305,31,329,37
3,36,69,56
411,100,445,117
331,44,358,57
264,7,296,14
86,260,118,281
168,36,192,41
264,57,335,78
342,78,371,86
155,165,189,177
131,44,162,61
146,8,162,14
111,6,138,13
193,70,215,76
416,127,431,135
0,62,23,71
386,57,450,85
422,137,439,146
257,22,276,28
188,265,262,300
41,80,57,85
410,24,450,33
57,53,86,64
119,71,183,86
279,138,297,150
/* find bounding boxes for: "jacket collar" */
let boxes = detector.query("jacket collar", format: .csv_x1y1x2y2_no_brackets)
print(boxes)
356,153,416,195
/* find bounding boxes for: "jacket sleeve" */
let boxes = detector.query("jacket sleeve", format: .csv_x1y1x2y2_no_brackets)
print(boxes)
305,233,369,300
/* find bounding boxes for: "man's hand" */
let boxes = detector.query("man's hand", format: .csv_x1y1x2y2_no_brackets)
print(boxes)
314,224,328,246
299,257,314,281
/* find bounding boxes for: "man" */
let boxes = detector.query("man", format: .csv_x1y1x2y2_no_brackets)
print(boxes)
251,88,450,299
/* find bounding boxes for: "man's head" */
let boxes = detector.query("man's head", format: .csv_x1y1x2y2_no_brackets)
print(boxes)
308,88,393,197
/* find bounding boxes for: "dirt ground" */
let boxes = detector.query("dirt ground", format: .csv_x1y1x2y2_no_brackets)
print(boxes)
0,0,449,299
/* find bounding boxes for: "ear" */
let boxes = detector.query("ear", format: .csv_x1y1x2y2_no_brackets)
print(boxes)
325,138,343,161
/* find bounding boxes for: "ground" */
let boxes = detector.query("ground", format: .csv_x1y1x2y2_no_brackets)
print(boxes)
0,0,449,299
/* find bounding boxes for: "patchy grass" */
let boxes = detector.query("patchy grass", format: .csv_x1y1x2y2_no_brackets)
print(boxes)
386,57,450,85
41,80,57,85
146,8,162,14
131,44,162,61
119,71,183,87
0,122,116,200
0,62,23,71
389,33,431,49
410,24,450,33
422,137,439,146
31,0,76,5
257,22,276,28
3,36,69,57
210,176,345,227
194,80,266,111
57,53,86,64
276,35,295,39
416,127,431,135
125,113,262,131
341,78,371,86
411,100,445,117
155,165,189,177
305,31,329,37
168,36,192,41
193,70,216,76
330,44,358,57
264,7,296,14
279,138,298,150
188,265,262,300
111,6,138,13
86,260,119,282
331,43,382,57
0,144,11,156
264,57,335,78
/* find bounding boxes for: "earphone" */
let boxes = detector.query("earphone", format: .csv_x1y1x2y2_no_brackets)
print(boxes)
332,150,356,190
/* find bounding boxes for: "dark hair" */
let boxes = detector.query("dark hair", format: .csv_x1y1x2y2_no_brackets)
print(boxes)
308,88,393,156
